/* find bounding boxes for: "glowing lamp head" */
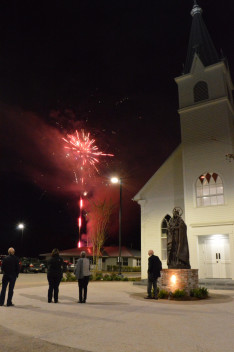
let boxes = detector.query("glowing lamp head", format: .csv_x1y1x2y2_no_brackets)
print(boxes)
171,275,176,284
83,191,88,196
17,223,25,230
77,241,81,248
111,177,119,184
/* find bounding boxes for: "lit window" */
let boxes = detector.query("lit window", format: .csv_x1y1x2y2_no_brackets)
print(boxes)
196,173,224,207
194,81,209,103
161,215,171,260
122,258,128,266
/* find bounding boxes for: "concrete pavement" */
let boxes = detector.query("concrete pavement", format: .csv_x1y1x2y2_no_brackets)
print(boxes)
0,276,234,352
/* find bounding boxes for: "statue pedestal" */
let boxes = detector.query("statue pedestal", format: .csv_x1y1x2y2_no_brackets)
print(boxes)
158,269,199,294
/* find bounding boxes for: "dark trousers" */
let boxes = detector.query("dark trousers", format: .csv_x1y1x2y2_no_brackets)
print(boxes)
48,276,61,302
78,276,89,302
147,276,158,298
0,274,17,305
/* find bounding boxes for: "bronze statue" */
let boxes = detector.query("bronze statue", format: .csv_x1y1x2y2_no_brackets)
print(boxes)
167,207,191,269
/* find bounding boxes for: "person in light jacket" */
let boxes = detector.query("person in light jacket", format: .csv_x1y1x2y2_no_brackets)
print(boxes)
74,251,91,303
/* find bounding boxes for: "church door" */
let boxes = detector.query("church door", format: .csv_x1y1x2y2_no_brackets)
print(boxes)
199,235,231,278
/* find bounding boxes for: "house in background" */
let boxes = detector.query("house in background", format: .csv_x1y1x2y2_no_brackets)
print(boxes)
134,2,234,280
40,246,141,271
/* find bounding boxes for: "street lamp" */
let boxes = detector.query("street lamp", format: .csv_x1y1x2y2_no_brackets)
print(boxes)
111,177,122,276
17,223,25,242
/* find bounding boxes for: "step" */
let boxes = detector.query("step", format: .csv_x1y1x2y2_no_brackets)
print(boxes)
134,279,234,290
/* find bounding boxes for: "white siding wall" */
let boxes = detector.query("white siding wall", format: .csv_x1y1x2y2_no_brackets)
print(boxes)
177,60,234,279
138,147,184,279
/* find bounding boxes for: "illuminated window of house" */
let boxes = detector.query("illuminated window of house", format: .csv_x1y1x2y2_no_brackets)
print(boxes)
194,81,209,102
161,215,171,260
122,258,128,266
196,172,224,207
136,258,141,266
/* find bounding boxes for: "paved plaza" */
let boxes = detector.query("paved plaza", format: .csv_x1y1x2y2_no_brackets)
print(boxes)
0,274,234,352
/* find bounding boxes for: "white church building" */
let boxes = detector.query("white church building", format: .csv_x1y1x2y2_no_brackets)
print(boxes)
134,1,234,280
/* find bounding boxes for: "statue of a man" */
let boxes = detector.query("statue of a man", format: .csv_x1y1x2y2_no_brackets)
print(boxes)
167,207,191,269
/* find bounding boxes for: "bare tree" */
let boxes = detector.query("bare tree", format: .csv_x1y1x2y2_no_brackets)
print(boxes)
87,198,114,278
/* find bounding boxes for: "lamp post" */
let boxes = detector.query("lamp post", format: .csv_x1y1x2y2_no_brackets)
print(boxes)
17,223,25,252
17,223,25,238
111,177,122,276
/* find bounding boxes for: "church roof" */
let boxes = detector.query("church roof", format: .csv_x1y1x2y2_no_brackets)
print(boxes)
183,1,219,74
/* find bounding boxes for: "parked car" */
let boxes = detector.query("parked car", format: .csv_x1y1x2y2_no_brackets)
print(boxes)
0,255,6,273
20,258,46,273
39,258,68,273
67,262,75,272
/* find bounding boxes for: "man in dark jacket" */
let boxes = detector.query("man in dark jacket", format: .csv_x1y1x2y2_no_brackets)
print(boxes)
0,248,20,306
145,249,162,300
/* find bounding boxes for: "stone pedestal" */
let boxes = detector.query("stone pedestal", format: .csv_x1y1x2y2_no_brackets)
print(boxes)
158,269,199,294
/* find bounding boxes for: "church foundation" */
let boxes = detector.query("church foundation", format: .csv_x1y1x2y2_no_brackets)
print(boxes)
158,269,199,294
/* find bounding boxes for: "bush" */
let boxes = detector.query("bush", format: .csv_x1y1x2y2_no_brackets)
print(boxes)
62,271,76,282
158,289,169,299
106,265,141,272
95,273,103,281
173,289,186,298
190,287,209,299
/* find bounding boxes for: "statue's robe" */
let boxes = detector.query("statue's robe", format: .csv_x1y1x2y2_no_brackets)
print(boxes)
167,216,190,269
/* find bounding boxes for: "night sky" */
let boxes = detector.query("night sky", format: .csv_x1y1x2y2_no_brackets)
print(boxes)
1,0,234,257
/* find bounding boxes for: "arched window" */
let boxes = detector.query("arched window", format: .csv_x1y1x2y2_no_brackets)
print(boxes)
161,214,171,260
194,81,209,103
196,172,224,207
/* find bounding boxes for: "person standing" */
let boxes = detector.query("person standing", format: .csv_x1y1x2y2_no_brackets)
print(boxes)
47,248,63,303
0,247,20,307
145,249,162,300
74,251,91,303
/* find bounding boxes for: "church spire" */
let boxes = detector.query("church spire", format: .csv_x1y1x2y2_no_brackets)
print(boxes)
183,1,219,74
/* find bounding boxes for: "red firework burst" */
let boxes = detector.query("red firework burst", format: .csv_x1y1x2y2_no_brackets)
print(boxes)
63,129,113,173
63,129,113,247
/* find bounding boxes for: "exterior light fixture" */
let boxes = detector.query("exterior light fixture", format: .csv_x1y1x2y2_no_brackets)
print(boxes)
171,275,176,284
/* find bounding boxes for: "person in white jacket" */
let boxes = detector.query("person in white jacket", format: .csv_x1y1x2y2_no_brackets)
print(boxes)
74,251,91,303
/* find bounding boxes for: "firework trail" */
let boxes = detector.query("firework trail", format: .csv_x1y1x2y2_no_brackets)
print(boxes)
63,129,113,247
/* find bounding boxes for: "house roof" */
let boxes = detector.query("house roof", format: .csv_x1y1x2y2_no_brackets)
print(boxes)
40,246,140,258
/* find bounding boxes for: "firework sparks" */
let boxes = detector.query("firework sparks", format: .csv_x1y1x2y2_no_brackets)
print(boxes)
63,129,113,174
63,129,113,247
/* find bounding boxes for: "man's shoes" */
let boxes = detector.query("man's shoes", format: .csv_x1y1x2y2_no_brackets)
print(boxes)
82,300,86,303
0,304,4,306
78,300,82,303
144,296,152,299
48,300,52,303
153,297,158,300
54,301,58,303
7,303,14,307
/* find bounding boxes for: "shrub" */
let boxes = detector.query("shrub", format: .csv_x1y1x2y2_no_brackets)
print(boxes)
173,289,186,298
190,287,209,299
158,289,169,299
122,277,128,281
62,271,76,282
95,273,103,281
106,265,141,272
90,272,129,281
110,273,121,281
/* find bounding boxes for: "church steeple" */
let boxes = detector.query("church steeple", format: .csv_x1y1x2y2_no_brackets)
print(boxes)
183,1,219,74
